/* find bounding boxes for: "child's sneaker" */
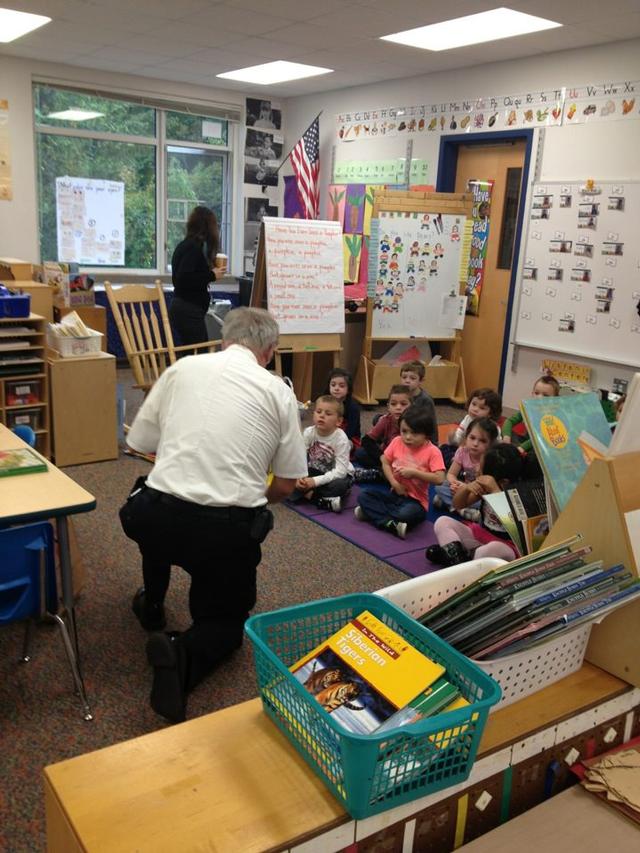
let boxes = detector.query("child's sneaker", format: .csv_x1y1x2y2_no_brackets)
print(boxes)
459,507,481,523
318,497,342,513
385,520,407,539
354,505,365,521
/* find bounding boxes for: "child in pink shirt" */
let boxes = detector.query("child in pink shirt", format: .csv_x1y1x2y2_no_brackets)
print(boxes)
355,407,445,539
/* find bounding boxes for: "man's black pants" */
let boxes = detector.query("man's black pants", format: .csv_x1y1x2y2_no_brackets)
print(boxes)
120,486,261,693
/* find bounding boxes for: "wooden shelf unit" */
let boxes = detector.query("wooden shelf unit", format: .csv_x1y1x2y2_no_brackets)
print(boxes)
0,313,50,457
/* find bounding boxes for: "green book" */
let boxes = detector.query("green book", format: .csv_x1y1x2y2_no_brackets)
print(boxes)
375,677,460,733
0,447,47,477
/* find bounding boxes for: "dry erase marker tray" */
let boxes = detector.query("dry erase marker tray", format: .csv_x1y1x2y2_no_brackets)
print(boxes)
245,593,501,819
376,558,609,710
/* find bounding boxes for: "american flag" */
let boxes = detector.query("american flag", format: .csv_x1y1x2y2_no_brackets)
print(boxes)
289,116,320,219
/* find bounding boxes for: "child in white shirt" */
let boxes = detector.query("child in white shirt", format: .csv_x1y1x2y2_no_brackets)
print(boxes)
292,396,354,512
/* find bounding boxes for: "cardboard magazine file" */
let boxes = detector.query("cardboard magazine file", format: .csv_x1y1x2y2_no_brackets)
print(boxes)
545,451,640,688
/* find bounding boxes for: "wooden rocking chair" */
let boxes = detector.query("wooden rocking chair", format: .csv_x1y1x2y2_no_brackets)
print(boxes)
105,281,221,394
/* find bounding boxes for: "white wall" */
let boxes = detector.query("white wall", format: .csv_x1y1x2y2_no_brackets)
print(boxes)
0,55,256,273
285,38,640,407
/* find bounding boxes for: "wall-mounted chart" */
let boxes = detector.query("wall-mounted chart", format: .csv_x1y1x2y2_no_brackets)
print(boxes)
55,177,125,265
515,180,640,367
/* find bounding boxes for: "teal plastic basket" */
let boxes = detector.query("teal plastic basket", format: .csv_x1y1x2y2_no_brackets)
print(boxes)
245,593,501,819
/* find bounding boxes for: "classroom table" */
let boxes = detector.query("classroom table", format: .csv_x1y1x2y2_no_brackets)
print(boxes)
0,423,96,719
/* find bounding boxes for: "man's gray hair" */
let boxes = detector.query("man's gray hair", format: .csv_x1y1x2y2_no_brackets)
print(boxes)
222,307,279,352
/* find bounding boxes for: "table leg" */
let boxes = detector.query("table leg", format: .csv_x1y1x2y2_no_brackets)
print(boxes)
57,516,93,721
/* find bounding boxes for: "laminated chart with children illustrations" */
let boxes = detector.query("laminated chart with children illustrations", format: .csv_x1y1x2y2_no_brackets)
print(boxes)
263,217,345,335
372,211,467,339
515,180,640,367
55,177,125,265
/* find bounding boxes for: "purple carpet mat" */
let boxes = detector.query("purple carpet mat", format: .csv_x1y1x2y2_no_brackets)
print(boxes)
286,485,442,578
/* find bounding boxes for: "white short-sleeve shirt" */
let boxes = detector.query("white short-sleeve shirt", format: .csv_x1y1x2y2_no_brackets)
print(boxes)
127,345,307,507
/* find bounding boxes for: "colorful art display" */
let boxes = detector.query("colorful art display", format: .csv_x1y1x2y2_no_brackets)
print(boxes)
371,211,466,339
336,80,639,141
343,233,362,283
0,99,12,201
327,185,346,223
465,180,494,316
344,184,365,233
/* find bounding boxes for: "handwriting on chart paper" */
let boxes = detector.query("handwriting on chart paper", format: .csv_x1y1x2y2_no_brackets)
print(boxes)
264,218,345,334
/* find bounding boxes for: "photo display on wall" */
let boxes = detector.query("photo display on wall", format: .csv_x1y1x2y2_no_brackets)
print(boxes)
372,210,467,339
515,181,640,367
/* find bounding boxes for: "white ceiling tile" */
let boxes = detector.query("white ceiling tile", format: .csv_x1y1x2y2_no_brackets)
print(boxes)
226,0,347,20
143,20,235,48
216,36,313,61
86,0,217,19
115,34,207,59
265,22,370,50
191,4,294,35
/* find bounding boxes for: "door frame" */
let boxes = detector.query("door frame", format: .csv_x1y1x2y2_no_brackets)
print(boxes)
436,129,534,392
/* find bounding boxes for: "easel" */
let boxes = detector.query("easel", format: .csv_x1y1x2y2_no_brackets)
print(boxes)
353,190,473,406
251,224,341,401
545,451,640,687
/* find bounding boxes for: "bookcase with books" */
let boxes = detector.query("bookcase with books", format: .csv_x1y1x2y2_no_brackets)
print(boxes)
0,313,50,458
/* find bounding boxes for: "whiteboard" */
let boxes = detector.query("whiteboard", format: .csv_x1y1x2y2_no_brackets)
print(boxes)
55,177,125,265
263,217,345,335
371,210,466,339
514,180,640,368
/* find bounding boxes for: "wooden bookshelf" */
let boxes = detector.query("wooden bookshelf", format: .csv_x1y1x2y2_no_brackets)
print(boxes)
0,313,50,458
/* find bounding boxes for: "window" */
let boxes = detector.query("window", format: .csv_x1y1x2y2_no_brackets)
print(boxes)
33,84,231,273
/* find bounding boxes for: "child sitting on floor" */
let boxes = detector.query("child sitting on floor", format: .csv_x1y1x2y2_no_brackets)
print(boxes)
440,387,502,468
290,395,353,513
399,360,438,444
324,367,361,448
433,417,499,521
502,375,560,452
354,384,412,482
427,443,523,567
355,407,445,539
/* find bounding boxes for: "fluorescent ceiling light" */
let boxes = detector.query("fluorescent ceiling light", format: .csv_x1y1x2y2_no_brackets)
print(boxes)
46,110,105,121
217,61,333,85
381,7,561,52
0,7,51,42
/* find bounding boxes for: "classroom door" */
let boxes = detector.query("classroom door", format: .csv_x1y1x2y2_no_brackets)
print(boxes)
454,141,526,393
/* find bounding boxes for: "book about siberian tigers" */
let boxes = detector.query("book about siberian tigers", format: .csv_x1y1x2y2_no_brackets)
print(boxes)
290,610,445,734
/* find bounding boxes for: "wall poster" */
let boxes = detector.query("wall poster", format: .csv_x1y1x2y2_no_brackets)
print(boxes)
55,176,125,265
0,99,12,201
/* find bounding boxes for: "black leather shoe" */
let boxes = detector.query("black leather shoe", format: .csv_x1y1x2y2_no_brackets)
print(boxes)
132,587,166,631
425,544,448,564
146,632,187,724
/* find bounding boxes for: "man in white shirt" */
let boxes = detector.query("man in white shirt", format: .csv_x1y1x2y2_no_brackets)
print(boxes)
120,307,307,723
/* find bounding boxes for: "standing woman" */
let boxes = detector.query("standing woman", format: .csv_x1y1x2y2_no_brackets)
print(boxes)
169,205,225,347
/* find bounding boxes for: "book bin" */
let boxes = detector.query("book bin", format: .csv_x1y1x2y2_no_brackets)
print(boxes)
245,593,501,819
376,558,594,710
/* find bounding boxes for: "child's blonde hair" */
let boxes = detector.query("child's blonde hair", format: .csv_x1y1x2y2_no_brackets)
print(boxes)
315,394,343,417
534,374,560,395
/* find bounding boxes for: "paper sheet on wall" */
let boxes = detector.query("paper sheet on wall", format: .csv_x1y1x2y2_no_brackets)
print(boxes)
440,294,468,329
263,218,345,334
55,177,125,264
0,100,12,201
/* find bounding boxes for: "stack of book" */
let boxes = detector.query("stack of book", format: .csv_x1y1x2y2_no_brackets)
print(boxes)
483,479,548,554
418,538,640,660
290,609,469,736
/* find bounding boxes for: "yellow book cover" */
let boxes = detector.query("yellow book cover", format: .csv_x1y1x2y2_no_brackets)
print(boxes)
291,610,445,734
430,696,478,749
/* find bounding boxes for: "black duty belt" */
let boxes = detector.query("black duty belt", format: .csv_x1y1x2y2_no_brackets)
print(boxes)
147,487,260,520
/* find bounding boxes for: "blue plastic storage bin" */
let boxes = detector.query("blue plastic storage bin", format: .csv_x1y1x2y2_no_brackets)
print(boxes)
0,285,30,318
245,593,501,819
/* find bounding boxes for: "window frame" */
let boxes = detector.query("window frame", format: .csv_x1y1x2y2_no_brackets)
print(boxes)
33,83,234,276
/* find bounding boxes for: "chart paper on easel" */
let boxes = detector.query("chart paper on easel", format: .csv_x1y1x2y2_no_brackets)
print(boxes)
372,211,466,338
263,218,345,335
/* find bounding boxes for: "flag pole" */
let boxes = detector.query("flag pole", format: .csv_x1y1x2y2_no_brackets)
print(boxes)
273,111,323,176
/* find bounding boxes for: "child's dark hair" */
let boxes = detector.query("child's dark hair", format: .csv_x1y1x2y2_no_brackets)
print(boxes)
614,394,626,415
483,443,523,484
465,417,499,444
534,375,560,396
325,367,353,396
400,405,434,439
388,384,412,401
400,360,425,380
467,387,503,419
315,394,343,417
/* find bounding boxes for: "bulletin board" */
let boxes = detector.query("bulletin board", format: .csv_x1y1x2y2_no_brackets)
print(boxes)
514,180,640,367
